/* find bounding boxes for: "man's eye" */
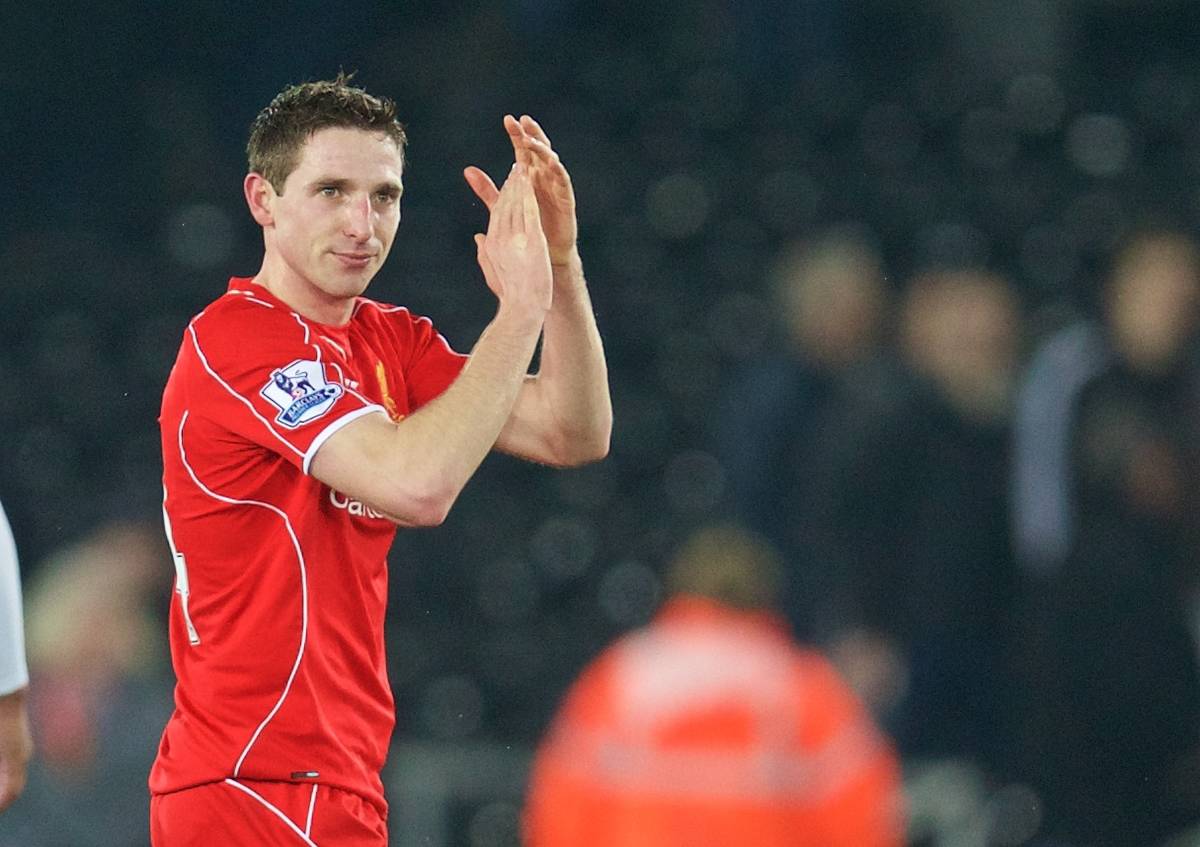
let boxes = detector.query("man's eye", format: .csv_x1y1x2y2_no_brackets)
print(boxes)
320,186,339,197
376,192,398,204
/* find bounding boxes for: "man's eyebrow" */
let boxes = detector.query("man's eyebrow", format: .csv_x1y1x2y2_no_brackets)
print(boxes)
308,177,350,189
307,177,402,193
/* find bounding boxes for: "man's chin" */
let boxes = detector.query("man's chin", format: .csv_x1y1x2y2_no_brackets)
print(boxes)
324,263,378,294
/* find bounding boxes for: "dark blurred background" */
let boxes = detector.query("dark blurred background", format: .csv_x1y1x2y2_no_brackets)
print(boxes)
5,1,1200,845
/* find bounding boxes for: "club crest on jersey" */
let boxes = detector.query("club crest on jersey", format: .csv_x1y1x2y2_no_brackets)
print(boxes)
261,359,343,428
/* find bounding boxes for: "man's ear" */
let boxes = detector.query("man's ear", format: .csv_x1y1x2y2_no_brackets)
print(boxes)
244,172,276,227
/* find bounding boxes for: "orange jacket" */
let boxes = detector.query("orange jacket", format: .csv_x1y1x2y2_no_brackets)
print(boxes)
524,596,905,847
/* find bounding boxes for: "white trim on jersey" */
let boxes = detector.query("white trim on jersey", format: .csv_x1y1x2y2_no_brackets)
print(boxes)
302,405,387,476
305,784,319,836
176,411,310,779
223,779,320,846
288,312,312,345
318,334,347,358
161,486,201,646
324,361,381,408
225,288,280,312
0,502,29,697
352,300,463,364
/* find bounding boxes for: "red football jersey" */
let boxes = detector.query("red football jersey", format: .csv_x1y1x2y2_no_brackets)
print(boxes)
151,278,467,815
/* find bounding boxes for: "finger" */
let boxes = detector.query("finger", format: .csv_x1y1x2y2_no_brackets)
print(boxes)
504,114,532,169
523,138,572,193
474,233,496,278
463,166,500,210
519,115,554,150
522,135,562,169
488,165,519,235
506,165,528,233
522,173,542,233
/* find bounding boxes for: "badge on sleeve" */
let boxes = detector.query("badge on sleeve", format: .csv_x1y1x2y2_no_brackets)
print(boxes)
261,359,344,428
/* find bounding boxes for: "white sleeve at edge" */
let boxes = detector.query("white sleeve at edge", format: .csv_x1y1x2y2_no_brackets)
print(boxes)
0,501,29,696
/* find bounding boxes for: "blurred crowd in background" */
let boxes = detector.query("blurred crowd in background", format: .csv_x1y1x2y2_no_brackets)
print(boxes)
5,1,1200,845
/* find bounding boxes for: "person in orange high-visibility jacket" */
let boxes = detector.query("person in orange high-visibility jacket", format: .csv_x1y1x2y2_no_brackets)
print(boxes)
524,523,905,847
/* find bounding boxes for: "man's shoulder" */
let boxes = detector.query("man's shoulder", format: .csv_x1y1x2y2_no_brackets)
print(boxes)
197,288,295,327
169,291,321,394
351,298,451,350
188,289,306,349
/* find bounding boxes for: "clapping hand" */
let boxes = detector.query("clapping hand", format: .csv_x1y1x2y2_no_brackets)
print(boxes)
465,115,579,267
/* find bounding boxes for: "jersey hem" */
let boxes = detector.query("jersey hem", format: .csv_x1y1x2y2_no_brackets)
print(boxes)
150,775,389,819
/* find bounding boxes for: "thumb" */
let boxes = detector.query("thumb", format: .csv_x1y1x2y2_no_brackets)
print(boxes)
464,167,500,211
474,234,498,284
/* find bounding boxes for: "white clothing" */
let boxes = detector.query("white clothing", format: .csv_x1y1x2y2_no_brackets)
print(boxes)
0,502,29,696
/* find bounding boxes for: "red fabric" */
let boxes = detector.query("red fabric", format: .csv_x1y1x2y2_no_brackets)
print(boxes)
151,779,387,846
524,596,906,847
151,278,466,815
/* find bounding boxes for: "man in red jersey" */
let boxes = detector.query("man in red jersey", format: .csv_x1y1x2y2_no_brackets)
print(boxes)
149,75,611,846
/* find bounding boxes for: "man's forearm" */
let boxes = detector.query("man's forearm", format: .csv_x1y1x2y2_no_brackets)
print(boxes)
310,303,546,525
387,307,545,514
536,254,612,461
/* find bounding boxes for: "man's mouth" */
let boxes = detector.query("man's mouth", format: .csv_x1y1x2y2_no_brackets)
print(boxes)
332,252,375,268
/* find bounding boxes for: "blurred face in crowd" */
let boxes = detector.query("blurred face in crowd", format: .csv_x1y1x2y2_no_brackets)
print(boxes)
246,126,404,318
901,270,1021,421
777,233,886,368
1107,233,1200,375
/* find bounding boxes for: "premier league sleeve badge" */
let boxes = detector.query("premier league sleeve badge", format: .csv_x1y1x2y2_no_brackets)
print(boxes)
260,359,345,428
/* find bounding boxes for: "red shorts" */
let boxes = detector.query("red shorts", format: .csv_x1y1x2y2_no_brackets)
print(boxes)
150,779,387,846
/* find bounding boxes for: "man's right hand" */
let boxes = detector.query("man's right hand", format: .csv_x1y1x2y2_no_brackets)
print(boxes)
0,687,32,814
472,165,553,321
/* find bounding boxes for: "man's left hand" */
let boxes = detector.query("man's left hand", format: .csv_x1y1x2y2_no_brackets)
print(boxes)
464,115,579,267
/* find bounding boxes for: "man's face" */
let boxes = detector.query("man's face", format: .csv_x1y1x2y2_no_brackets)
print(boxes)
266,126,403,304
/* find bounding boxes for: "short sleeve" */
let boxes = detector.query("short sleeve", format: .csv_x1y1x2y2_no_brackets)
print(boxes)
0,501,28,696
183,306,386,474
400,312,468,410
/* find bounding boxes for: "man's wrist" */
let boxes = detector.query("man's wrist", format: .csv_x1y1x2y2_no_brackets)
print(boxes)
550,245,582,270
493,299,550,336
551,249,584,288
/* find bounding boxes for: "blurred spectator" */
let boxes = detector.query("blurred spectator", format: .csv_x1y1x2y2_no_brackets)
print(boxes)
1018,229,1200,846
0,521,173,847
713,225,891,641
523,522,904,847
795,267,1023,787
1011,311,1109,578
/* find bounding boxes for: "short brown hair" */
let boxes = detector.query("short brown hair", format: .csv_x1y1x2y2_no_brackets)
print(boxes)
247,72,407,192
666,523,784,611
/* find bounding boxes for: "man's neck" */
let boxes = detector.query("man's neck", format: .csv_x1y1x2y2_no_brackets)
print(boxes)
251,253,355,326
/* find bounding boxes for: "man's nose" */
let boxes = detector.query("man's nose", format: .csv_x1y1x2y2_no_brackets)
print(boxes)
343,194,372,240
